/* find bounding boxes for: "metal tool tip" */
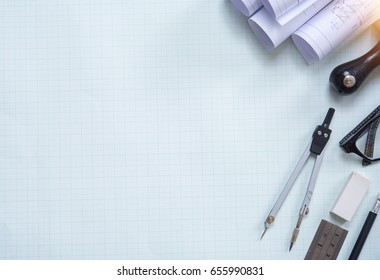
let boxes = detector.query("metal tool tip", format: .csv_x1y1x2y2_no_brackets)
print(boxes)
289,242,294,251
377,193,380,199
260,228,267,240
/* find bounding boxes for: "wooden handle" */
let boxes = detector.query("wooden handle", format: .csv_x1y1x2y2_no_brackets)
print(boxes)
330,41,380,95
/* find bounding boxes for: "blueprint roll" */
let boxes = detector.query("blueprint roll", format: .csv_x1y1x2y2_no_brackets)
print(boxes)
230,0,262,17
262,0,314,19
248,1,331,50
292,0,380,64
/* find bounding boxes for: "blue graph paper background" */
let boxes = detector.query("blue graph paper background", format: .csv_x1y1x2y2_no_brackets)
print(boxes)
0,0,380,259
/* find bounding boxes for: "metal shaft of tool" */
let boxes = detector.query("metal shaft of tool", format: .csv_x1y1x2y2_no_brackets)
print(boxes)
261,141,312,238
289,150,324,250
289,214,304,251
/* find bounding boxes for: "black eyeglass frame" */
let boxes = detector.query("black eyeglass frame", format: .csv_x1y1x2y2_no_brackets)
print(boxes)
339,106,380,164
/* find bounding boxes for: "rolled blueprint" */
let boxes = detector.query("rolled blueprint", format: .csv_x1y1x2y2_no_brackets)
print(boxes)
262,0,313,18
248,0,332,50
230,0,262,17
292,0,380,64
276,0,318,25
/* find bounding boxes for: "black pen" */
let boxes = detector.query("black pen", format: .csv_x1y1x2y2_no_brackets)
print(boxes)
349,194,380,260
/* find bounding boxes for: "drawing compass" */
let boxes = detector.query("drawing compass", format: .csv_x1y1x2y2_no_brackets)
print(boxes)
260,108,335,251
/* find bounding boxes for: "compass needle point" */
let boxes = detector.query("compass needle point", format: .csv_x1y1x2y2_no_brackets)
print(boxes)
260,228,267,240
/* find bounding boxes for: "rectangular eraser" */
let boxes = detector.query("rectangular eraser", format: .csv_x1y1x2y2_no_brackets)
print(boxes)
330,172,370,222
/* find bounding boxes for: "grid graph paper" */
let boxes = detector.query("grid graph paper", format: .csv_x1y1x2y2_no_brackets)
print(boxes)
0,0,380,259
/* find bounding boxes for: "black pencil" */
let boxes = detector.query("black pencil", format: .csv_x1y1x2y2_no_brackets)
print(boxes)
349,194,380,260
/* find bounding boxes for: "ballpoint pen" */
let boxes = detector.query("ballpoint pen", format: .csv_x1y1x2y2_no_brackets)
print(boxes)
348,193,380,260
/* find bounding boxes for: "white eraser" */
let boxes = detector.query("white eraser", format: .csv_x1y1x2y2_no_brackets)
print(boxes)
330,172,370,222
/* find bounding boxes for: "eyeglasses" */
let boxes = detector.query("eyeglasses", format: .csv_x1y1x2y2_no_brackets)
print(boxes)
340,105,380,166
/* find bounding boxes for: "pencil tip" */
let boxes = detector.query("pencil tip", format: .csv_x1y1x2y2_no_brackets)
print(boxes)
289,243,293,251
